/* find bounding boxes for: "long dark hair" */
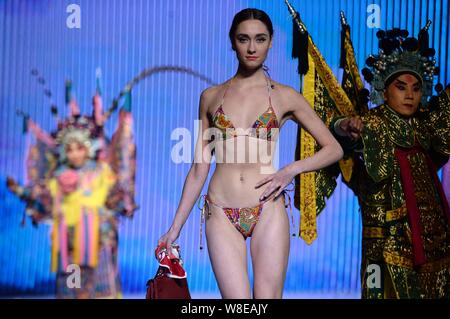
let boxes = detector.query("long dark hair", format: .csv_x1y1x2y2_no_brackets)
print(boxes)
229,8,274,50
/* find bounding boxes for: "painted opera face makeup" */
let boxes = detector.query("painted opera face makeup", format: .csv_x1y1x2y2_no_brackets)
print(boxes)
233,19,272,70
384,73,423,118
66,141,89,168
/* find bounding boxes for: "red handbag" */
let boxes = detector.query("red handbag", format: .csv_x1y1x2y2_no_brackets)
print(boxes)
146,266,191,299
145,243,191,299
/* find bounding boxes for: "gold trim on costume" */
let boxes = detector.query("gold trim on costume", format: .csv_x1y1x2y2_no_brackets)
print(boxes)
363,226,385,239
386,205,408,222
299,51,318,245
383,251,414,269
384,251,450,273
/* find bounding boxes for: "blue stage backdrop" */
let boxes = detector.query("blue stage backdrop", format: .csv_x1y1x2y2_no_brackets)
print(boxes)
0,0,448,298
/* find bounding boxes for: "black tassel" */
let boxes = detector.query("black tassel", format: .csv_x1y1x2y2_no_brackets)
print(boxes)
298,30,309,75
292,14,301,59
339,25,350,68
418,20,431,54
291,12,309,75
418,28,429,53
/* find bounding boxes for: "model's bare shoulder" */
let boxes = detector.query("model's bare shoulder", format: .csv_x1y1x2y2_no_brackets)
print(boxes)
200,82,228,114
280,83,302,97
270,81,297,97
270,81,304,113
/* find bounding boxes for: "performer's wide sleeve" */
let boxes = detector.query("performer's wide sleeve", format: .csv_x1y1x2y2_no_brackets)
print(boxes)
106,110,137,217
9,179,54,225
428,87,450,161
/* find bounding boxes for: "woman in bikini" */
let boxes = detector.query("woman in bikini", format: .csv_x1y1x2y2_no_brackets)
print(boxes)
158,8,343,298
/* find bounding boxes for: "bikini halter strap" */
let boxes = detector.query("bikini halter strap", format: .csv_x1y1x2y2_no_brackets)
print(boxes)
219,70,273,107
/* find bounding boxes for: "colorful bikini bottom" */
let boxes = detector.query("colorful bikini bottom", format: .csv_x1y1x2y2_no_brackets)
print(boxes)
197,189,294,250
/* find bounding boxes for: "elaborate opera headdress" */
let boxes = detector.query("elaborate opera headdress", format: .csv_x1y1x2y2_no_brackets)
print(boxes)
361,21,440,106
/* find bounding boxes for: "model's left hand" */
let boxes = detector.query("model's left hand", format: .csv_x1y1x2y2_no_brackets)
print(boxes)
255,165,296,202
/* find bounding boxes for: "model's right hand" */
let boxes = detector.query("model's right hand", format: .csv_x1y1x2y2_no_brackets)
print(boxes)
339,117,364,140
158,227,180,249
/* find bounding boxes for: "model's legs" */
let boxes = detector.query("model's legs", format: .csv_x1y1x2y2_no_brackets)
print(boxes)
205,204,251,298
250,196,290,299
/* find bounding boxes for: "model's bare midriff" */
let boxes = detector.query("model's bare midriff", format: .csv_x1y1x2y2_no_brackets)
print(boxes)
207,136,279,207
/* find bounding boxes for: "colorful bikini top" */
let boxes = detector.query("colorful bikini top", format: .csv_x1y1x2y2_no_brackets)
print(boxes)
211,75,279,141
